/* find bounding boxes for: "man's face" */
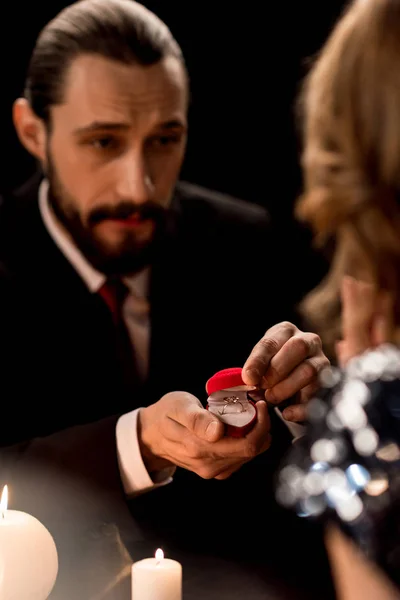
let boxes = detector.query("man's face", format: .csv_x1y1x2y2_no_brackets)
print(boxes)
45,54,188,274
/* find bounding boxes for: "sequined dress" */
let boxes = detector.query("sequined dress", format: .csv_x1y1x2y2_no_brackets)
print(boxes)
275,344,400,589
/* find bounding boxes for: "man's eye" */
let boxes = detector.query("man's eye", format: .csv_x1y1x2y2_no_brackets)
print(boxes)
90,137,117,150
151,134,182,148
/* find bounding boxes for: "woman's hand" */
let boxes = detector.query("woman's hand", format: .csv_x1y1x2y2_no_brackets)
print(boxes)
336,276,394,367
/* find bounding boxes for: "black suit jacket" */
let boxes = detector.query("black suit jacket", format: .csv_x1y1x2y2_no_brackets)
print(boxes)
0,174,310,445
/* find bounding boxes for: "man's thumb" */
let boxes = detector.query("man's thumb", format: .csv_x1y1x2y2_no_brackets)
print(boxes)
187,405,224,441
167,392,224,441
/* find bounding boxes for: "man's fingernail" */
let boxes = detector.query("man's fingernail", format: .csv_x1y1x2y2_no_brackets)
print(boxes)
244,367,260,380
262,375,274,387
206,421,220,441
282,408,293,420
265,389,276,403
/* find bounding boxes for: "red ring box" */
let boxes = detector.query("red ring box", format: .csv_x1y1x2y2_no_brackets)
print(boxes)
205,368,257,438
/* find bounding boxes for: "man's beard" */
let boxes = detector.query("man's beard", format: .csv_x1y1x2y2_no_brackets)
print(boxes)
45,154,170,276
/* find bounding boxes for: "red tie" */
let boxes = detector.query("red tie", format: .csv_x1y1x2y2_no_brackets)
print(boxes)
98,278,139,394
98,278,129,326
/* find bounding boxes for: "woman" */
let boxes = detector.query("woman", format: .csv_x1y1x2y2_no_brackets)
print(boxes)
297,0,400,361
277,0,400,597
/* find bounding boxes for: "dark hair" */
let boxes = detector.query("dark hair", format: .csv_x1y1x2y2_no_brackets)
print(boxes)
24,0,185,123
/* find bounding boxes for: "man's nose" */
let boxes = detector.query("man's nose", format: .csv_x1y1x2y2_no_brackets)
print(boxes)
115,152,154,205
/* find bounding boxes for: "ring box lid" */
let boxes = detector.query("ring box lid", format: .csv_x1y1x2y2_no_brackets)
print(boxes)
206,367,256,396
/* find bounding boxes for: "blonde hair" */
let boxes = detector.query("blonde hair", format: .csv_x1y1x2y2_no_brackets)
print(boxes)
297,0,400,357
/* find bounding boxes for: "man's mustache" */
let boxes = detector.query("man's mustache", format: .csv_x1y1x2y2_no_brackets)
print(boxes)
88,202,166,225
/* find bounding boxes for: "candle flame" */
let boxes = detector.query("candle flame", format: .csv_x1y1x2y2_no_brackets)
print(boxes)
155,548,164,563
0,485,8,518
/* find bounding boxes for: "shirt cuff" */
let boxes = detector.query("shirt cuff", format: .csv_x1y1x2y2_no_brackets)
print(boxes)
116,408,176,497
274,407,306,443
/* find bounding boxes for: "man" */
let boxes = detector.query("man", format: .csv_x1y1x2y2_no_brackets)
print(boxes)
0,0,327,496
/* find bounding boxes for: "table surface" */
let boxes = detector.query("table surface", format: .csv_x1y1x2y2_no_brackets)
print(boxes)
47,515,335,600
8,419,336,600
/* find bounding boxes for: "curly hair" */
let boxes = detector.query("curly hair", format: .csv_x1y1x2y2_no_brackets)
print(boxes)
296,0,400,358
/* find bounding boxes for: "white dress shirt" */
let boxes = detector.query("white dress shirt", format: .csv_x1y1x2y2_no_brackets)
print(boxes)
39,180,175,496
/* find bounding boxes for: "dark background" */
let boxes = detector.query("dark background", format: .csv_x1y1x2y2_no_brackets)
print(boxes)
1,1,346,222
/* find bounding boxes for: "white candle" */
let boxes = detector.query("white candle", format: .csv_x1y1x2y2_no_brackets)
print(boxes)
131,548,182,599
0,485,58,600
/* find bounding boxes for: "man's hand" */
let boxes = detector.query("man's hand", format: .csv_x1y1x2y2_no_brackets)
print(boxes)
242,321,329,423
138,391,271,480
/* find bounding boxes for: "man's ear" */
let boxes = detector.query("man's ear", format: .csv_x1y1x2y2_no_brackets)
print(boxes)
13,98,47,161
